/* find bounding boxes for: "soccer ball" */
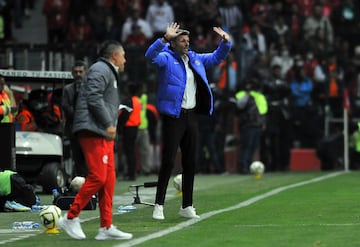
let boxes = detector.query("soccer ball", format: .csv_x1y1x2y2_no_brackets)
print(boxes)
39,205,61,229
70,176,86,192
173,174,182,192
250,161,265,175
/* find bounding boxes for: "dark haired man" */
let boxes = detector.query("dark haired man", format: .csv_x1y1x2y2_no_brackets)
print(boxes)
62,60,87,177
59,41,132,240
145,22,232,220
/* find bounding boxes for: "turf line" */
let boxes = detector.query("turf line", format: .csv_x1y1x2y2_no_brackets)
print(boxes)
234,223,360,227
114,171,345,247
0,215,100,245
0,232,40,245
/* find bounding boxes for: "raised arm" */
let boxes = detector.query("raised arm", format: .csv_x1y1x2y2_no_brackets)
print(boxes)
162,22,180,43
213,26,231,43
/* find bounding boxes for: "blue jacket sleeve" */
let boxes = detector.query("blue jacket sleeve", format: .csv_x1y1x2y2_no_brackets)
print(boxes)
145,38,168,67
197,40,232,68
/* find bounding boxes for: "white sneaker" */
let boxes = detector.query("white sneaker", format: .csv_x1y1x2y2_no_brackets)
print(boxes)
179,206,200,219
95,224,132,240
152,203,164,220
4,201,31,212
58,213,86,240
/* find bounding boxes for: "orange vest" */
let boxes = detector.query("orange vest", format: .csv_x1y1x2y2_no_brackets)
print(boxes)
42,104,63,125
217,61,238,89
0,90,12,123
125,96,141,127
328,64,339,97
15,108,37,131
146,104,159,120
52,104,63,124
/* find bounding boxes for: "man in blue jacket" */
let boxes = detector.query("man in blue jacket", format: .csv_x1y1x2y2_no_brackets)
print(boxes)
145,22,232,220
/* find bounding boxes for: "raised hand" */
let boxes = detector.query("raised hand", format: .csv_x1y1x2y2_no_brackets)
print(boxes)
164,22,180,41
213,27,231,42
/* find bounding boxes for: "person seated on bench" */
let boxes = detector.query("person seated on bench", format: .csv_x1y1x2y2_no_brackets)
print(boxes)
0,169,37,212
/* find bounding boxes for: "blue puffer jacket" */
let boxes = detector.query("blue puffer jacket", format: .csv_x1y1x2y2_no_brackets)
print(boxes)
290,77,313,107
145,38,232,118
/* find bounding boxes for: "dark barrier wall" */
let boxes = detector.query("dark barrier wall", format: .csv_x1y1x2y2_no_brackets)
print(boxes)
0,123,16,171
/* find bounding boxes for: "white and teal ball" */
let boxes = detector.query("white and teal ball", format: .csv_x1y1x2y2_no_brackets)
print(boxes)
39,205,61,229
250,161,265,174
173,174,182,192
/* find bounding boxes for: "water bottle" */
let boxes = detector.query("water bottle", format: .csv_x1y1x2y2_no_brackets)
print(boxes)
52,189,60,198
35,196,41,206
12,222,23,229
52,188,60,204
31,196,42,212
31,205,42,212
52,188,60,200
12,221,40,230
117,205,137,214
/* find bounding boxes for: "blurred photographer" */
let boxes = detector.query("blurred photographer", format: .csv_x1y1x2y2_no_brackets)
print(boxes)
261,64,291,171
234,78,267,174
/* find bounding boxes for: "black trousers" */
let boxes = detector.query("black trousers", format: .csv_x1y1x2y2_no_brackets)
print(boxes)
123,126,138,179
155,110,198,208
0,174,36,211
70,135,87,177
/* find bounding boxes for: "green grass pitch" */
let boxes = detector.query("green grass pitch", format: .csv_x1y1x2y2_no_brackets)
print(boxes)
1,171,359,247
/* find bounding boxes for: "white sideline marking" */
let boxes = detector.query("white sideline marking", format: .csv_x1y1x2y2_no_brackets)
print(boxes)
234,223,360,227
114,171,345,247
0,232,40,244
0,229,40,234
0,215,100,245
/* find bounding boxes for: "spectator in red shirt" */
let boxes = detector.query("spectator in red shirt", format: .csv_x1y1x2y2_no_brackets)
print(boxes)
43,0,70,44
124,24,147,47
66,14,93,44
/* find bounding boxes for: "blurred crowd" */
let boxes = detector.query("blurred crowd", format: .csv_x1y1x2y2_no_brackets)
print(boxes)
1,0,360,173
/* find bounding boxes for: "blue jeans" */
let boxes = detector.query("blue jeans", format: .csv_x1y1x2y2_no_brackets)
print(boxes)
239,127,262,173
